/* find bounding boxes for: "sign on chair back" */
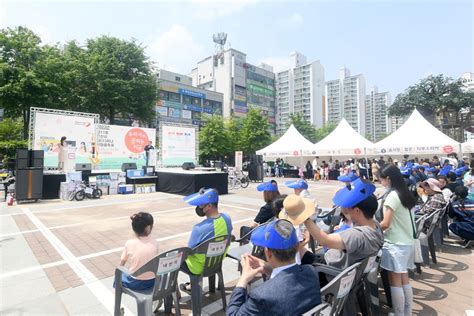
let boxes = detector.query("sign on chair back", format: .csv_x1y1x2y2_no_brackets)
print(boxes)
181,235,230,316
303,262,361,316
114,247,191,316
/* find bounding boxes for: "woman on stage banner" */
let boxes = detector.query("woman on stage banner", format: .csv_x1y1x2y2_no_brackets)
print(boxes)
58,136,67,170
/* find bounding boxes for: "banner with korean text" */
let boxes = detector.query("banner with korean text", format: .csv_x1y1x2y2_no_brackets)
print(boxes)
161,125,196,166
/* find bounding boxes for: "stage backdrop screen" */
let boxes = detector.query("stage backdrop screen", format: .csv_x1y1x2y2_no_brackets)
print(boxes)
95,124,156,170
161,125,196,166
33,111,156,170
33,112,96,168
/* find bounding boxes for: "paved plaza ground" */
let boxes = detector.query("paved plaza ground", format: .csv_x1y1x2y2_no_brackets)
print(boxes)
0,178,473,315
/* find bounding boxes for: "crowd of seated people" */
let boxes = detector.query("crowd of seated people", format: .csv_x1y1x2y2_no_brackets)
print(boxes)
114,156,474,315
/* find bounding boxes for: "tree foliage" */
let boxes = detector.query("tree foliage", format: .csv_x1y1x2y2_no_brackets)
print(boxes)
0,27,157,139
0,118,27,162
288,113,317,142
239,108,271,154
199,116,230,161
314,122,337,142
388,75,473,140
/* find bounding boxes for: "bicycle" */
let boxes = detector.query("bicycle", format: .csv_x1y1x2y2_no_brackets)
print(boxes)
68,181,102,201
235,169,250,188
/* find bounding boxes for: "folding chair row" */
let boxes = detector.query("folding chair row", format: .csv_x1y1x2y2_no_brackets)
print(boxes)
114,235,231,316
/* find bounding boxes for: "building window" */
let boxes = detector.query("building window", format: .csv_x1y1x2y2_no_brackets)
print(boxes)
175,76,181,82
168,92,180,102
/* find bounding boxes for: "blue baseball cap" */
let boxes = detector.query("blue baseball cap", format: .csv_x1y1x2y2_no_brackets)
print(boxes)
250,219,299,250
284,179,308,190
454,165,469,177
332,178,376,208
337,172,359,183
400,167,411,176
257,181,279,192
183,188,219,206
438,165,452,176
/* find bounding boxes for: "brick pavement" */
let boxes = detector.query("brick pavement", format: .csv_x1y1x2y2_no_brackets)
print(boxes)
0,178,472,315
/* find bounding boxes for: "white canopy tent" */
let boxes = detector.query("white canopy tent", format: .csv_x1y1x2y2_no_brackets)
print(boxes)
256,124,315,158
309,118,374,157
462,139,474,154
369,109,460,155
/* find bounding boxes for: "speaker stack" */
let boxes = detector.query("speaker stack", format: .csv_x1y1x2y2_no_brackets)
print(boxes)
248,154,264,182
15,149,44,203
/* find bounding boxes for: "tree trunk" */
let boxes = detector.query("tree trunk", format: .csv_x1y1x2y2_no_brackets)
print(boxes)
109,107,115,125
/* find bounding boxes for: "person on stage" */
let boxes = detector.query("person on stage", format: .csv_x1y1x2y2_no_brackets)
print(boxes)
58,136,67,170
144,141,154,167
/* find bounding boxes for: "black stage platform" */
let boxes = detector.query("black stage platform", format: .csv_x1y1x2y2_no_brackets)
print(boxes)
156,169,228,196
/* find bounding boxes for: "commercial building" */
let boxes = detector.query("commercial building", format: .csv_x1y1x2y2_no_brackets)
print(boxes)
325,67,366,134
189,48,276,133
275,52,325,135
156,69,223,128
365,87,391,142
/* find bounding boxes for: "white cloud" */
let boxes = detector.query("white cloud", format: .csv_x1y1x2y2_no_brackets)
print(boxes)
147,24,207,74
260,56,292,73
190,0,259,19
287,13,304,27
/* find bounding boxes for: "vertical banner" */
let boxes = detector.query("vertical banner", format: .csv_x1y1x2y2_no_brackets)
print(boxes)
161,125,196,166
235,151,243,171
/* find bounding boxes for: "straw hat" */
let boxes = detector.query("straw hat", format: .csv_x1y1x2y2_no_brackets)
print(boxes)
279,194,315,225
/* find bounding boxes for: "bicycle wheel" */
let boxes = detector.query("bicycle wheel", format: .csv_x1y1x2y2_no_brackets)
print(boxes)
68,191,76,201
75,190,86,201
233,178,242,189
240,176,250,188
93,188,103,199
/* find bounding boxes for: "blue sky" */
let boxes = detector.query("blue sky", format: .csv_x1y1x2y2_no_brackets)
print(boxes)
1,0,472,96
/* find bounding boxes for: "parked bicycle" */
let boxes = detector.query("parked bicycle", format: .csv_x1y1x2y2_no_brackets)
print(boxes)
227,168,250,190
68,180,102,201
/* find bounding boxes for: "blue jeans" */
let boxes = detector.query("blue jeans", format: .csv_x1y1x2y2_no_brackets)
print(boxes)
115,273,155,291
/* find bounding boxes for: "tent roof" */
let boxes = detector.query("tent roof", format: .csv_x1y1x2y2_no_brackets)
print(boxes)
371,109,460,155
310,119,374,156
256,124,315,157
462,139,474,154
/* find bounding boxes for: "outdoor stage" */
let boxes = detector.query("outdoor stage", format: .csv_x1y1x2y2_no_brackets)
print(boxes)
156,168,228,195
42,168,228,199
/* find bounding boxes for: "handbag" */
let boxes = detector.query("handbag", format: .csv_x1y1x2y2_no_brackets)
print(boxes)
408,207,423,264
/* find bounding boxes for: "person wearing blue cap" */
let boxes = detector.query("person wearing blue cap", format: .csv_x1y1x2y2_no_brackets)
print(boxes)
180,188,232,281
227,219,321,316
284,179,316,204
298,178,383,273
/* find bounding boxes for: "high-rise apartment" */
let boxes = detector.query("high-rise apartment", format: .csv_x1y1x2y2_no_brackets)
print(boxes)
365,87,391,142
326,67,366,134
275,52,325,135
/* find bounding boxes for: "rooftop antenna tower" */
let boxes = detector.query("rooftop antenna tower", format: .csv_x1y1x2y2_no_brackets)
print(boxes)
213,32,227,55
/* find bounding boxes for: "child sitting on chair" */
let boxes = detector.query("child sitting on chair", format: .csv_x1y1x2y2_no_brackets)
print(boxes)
118,212,159,290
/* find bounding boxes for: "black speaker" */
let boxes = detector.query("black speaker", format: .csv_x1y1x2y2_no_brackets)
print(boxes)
17,158,29,169
31,158,44,168
75,163,92,171
31,150,44,160
182,162,195,170
15,168,43,201
256,155,263,164
16,149,29,159
248,164,264,181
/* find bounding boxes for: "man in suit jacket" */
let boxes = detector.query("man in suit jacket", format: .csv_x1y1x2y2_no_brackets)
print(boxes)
227,219,321,316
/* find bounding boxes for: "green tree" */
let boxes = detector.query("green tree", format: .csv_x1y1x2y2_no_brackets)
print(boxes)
0,26,64,138
80,36,156,125
314,122,336,142
288,113,317,142
226,116,243,153
240,108,271,154
0,118,27,162
389,74,473,141
199,116,230,161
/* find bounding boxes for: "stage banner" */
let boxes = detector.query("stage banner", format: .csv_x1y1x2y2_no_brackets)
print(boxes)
33,112,96,168
161,125,196,166
96,124,156,170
